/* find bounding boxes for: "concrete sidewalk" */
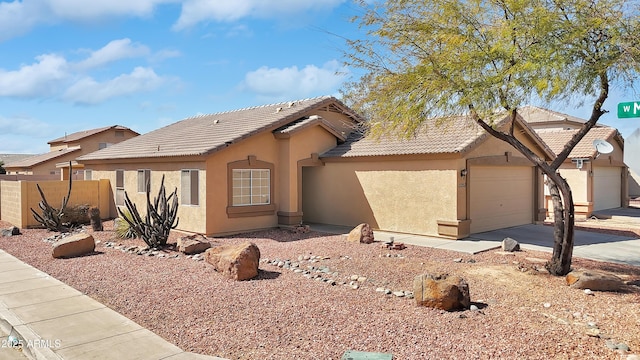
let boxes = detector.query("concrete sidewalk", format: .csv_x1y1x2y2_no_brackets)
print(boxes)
0,250,226,360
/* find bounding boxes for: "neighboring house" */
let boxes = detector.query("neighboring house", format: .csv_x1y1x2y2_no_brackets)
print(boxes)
3,125,139,176
520,106,627,217
0,154,35,174
77,96,555,239
625,128,640,198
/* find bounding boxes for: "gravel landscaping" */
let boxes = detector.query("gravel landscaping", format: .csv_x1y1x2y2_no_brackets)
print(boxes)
1,220,640,360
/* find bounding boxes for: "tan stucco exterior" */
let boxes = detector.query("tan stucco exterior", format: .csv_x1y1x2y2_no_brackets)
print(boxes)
82,113,351,237
306,123,550,239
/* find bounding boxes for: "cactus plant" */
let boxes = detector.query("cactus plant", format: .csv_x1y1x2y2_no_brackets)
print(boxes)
30,165,72,232
117,175,179,248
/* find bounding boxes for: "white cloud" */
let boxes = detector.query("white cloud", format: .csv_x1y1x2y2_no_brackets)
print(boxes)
0,0,346,41
0,115,52,137
0,54,69,97
45,0,165,20
242,60,349,99
0,0,171,41
76,39,150,70
0,1,45,41
173,0,346,30
63,67,165,104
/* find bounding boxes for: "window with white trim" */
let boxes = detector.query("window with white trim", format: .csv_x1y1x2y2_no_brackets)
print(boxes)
115,170,125,206
232,169,270,206
181,169,199,206
137,169,151,193
84,170,92,180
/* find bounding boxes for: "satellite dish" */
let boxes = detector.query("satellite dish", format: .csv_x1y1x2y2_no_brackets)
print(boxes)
593,139,614,154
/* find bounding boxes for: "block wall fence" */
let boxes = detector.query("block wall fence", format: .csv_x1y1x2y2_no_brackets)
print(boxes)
0,179,111,228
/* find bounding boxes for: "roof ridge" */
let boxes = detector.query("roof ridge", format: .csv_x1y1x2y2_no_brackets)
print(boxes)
182,96,332,120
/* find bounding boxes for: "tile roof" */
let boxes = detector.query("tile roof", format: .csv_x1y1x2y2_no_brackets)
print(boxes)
536,127,620,158
3,147,81,168
321,115,493,158
273,115,346,141
48,125,137,145
519,106,589,125
0,153,36,164
78,96,359,161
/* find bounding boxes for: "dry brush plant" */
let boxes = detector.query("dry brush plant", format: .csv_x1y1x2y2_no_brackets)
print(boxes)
117,175,179,249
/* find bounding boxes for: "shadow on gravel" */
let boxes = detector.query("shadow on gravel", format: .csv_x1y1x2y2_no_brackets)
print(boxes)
228,229,328,243
58,251,105,259
254,269,281,280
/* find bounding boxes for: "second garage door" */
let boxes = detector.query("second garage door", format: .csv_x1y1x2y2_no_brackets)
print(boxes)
593,166,622,211
470,166,534,233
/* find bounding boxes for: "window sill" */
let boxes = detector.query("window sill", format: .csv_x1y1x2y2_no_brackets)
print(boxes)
227,204,276,218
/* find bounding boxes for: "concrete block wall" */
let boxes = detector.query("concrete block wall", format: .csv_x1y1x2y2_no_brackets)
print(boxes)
0,179,111,228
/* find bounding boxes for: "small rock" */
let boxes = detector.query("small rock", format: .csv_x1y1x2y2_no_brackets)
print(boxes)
543,303,551,308
350,275,359,281
501,237,520,252
375,287,386,292
584,289,594,295
392,291,405,297
384,289,392,295
585,328,601,337
617,343,630,352
606,340,619,350
357,276,367,282
453,258,463,263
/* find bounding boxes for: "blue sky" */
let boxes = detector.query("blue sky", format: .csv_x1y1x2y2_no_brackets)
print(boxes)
0,0,638,154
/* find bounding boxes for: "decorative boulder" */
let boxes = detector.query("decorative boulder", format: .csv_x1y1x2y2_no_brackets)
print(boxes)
501,237,520,252
1,226,20,237
347,223,375,244
177,235,212,254
566,270,625,292
205,242,260,281
413,273,470,311
52,233,95,258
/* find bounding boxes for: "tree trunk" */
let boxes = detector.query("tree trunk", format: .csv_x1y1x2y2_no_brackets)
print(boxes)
544,174,575,276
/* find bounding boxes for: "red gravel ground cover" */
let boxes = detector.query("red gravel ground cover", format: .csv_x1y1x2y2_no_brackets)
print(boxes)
1,220,640,360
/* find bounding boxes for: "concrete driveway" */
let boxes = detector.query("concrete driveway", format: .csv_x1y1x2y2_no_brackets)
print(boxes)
469,223,640,267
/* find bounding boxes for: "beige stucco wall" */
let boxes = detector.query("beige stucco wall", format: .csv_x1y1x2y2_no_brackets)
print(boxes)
204,126,338,236
89,160,207,233
303,159,459,236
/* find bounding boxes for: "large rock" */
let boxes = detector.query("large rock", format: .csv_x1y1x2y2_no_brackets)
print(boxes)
347,223,375,244
52,233,95,258
566,270,625,292
205,242,260,281
177,235,211,254
413,273,471,311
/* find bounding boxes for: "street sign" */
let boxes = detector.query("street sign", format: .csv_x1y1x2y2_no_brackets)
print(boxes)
618,101,640,118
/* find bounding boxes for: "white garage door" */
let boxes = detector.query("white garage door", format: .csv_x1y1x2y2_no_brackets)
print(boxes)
593,166,621,211
470,166,534,233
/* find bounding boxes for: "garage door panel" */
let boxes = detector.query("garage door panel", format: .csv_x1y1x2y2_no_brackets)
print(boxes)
593,166,621,211
470,166,533,233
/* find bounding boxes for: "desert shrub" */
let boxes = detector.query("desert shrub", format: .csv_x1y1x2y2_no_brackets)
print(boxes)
115,209,137,239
